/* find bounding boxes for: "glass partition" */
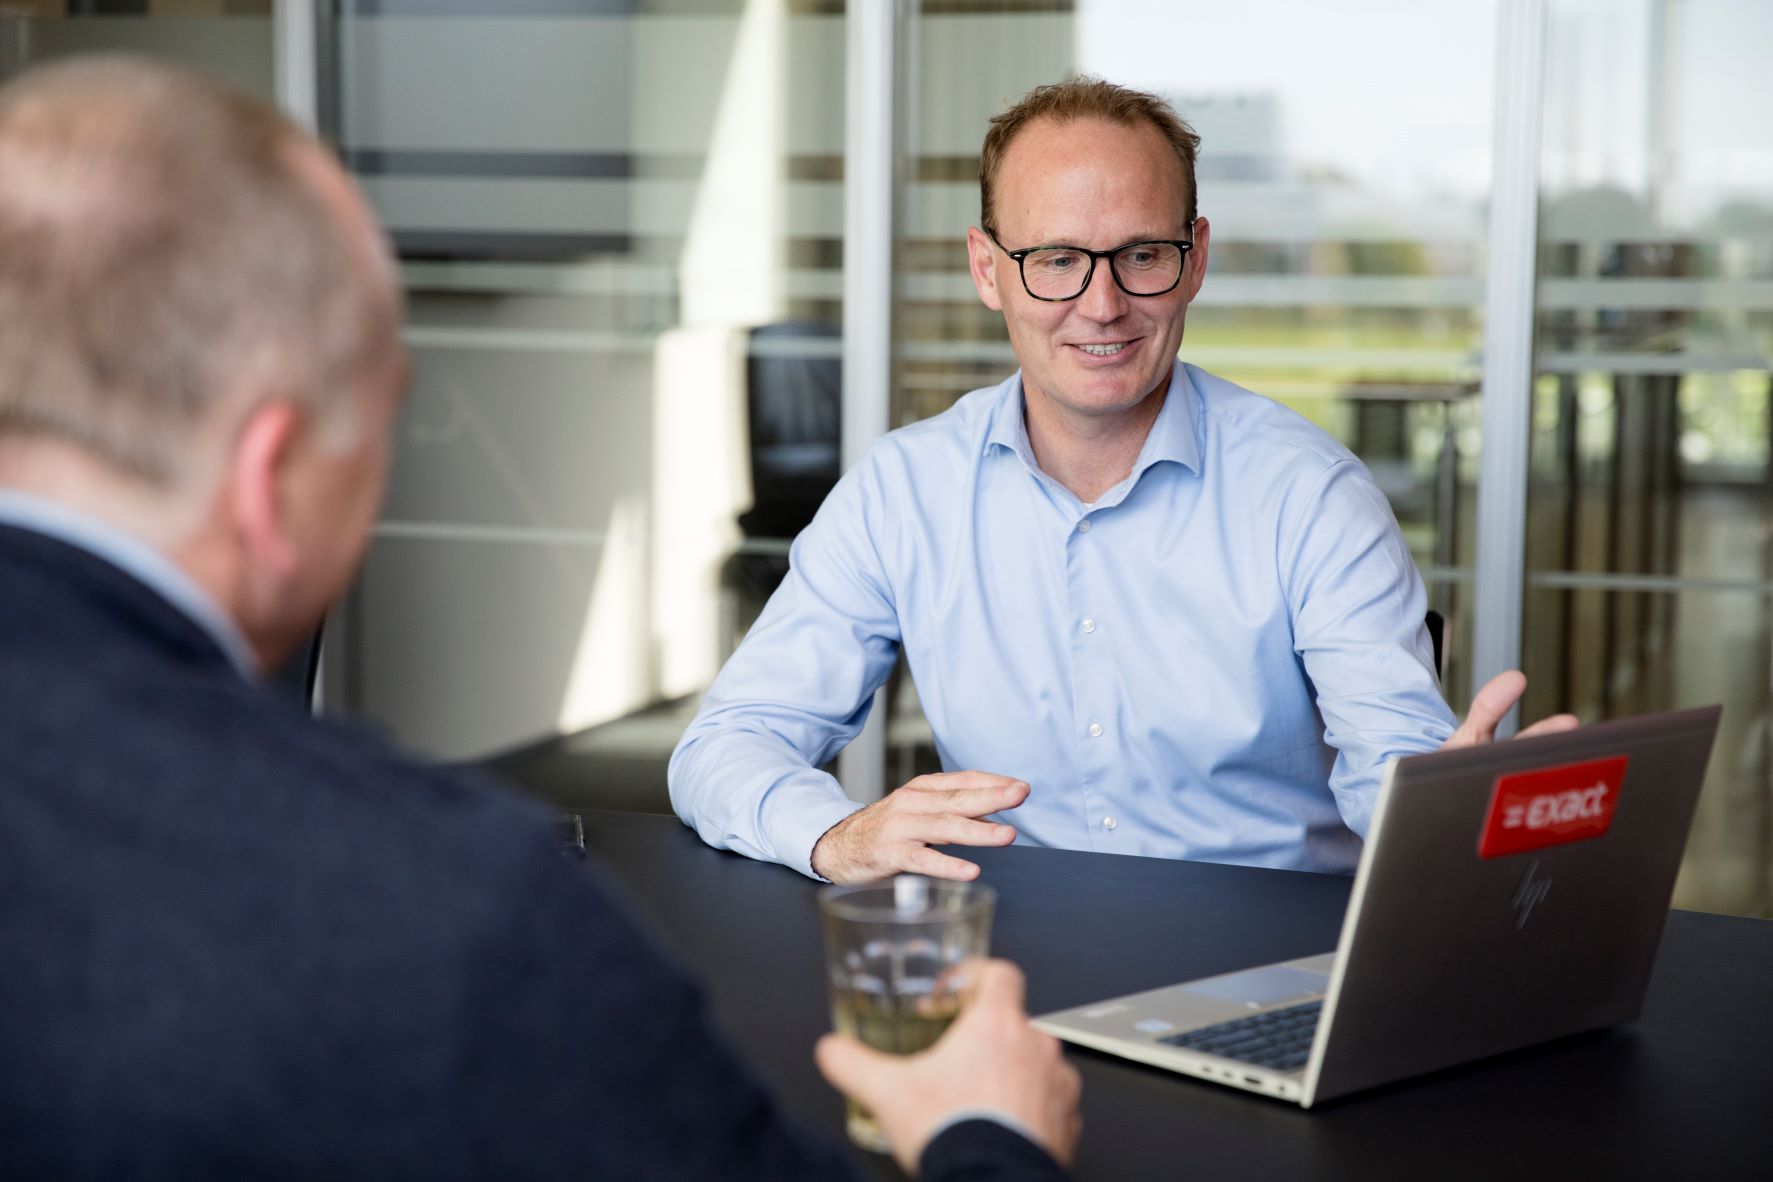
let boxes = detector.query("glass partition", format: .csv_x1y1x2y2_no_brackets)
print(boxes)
321,2,848,806
887,0,1499,781
18,2,1765,912
1522,0,1773,915
0,2,274,96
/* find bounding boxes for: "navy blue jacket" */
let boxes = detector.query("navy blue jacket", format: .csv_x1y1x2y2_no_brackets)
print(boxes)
0,525,1063,1181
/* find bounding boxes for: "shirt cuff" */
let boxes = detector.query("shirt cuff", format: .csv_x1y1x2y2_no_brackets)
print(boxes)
765,786,865,880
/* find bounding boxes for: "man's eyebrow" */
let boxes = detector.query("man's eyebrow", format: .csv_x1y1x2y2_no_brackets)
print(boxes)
1017,234,1180,250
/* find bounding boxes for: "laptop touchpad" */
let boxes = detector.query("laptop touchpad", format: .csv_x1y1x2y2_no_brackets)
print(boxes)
1183,965,1329,1008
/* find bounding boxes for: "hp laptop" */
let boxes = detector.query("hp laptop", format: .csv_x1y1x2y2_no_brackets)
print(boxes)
1034,706,1722,1107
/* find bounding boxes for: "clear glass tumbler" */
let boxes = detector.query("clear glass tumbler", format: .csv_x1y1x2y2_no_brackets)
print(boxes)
818,876,996,1153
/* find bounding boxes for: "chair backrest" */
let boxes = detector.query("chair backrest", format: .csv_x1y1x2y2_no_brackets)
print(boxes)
1425,609,1445,682
267,622,324,712
739,321,841,540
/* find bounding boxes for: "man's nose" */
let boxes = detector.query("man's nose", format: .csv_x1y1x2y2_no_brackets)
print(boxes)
1074,258,1129,322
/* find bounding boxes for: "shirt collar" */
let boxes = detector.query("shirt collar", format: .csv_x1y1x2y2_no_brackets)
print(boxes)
0,489,259,680
1132,360,1203,478
985,359,1203,483
984,370,1040,469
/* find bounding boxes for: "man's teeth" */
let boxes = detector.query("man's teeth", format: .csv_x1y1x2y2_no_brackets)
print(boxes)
1078,342,1126,356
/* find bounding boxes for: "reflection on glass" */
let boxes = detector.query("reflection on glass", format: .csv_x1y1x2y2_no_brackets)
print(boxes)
326,4,848,789
1525,0,1773,916
0,2,274,98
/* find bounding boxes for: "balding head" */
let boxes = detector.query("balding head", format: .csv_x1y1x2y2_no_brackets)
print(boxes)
0,55,403,491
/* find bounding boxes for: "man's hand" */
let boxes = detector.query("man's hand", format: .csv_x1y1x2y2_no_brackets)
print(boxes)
1443,670,1579,749
811,771,1028,883
815,959,1082,1174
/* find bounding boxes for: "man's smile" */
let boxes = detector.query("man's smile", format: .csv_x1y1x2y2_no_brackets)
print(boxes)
1067,337,1142,361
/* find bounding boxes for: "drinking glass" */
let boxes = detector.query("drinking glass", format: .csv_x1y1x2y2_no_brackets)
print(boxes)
818,876,996,1152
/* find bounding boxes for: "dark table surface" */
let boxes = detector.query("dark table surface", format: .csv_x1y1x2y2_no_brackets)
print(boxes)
575,810,1773,1181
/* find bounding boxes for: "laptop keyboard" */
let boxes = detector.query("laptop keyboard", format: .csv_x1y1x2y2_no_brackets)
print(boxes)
1157,999,1322,1072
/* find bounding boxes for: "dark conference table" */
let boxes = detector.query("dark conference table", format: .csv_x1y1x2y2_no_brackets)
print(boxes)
573,810,1772,1181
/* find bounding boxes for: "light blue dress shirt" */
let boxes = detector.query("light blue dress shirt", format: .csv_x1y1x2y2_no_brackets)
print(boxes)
670,361,1457,879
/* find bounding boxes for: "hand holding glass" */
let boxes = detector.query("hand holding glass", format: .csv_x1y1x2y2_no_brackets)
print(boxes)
818,876,996,1152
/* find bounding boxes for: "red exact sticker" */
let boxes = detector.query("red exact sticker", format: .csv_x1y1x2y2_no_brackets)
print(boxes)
1477,755,1630,858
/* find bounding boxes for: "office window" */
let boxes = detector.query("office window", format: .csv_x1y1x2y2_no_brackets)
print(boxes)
0,2,274,96
321,2,848,807
43,1,1744,913
887,0,1500,781
1522,0,1773,915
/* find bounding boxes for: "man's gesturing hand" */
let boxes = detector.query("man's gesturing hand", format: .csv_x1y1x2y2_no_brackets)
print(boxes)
815,959,1082,1175
1443,669,1580,749
810,771,1028,883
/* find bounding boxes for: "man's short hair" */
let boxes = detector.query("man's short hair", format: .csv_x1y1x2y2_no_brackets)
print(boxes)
979,76,1202,240
0,55,397,486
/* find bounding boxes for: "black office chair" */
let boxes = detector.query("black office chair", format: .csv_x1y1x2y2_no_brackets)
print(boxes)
268,621,324,711
737,320,841,541
725,322,843,634
1425,608,1445,683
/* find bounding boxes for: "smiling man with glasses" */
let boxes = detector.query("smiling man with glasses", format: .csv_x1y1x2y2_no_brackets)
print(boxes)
671,77,1572,886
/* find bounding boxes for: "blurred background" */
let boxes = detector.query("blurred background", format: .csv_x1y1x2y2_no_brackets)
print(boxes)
3,0,1768,917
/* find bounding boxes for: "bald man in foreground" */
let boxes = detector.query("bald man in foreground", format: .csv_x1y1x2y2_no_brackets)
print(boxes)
0,57,1077,1180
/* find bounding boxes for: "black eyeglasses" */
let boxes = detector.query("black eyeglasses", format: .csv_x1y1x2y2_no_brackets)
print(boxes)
990,234,1194,302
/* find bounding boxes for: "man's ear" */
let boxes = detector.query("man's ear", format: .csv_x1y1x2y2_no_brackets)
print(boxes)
227,399,305,583
966,226,1005,312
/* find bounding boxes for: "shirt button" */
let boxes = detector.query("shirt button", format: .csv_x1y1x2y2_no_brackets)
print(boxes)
1082,618,1096,633
1104,816,1118,831
1077,518,1092,533
1088,722,1103,738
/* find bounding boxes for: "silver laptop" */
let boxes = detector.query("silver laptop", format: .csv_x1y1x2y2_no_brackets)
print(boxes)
1034,706,1722,1107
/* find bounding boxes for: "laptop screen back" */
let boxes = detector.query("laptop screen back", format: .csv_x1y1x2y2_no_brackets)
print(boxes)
1306,706,1721,1104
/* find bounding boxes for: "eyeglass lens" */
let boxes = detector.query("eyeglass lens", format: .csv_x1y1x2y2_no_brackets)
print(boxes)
1021,242,1184,300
